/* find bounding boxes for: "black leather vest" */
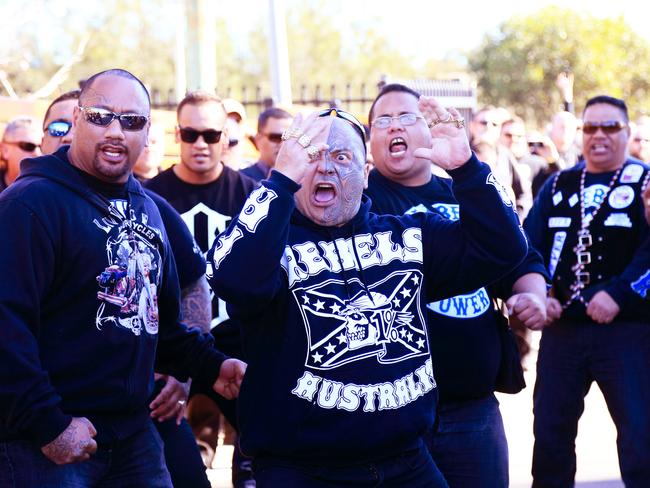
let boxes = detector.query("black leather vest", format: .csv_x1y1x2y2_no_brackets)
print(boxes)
542,161,649,307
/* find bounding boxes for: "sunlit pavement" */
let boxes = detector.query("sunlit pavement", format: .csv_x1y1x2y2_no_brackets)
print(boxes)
207,331,625,488
502,331,623,488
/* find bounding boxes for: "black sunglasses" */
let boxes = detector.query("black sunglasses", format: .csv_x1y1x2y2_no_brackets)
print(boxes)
179,127,223,144
264,133,284,143
317,108,367,145
80,106,149,131
528,141,545,149
4,141,40,152
45,120,72,137
582,120,627,135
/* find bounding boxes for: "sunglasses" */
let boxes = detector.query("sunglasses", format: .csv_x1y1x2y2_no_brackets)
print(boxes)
3,141,40,152
372,113,425,130
582,120,627,135
263,133,284,143
228,138,239,148
45,120,72,137
528,142,545,149
318,108,366,144
477,120,499,127
80,106,149,131
179,127,222,144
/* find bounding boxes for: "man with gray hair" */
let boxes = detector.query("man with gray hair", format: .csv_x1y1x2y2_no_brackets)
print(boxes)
0,116,42,191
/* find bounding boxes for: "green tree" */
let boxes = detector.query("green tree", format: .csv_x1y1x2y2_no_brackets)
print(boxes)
469,7,650,124
0,0,176,100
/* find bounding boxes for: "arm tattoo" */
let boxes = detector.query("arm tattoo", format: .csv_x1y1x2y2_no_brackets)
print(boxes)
181,276,212,333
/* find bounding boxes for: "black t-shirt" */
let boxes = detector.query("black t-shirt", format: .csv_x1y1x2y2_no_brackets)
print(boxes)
145,190,205,290
365,169,544,402
145,164,256,327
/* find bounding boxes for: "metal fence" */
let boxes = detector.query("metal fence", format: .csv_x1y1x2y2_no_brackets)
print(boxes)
151,78,476,123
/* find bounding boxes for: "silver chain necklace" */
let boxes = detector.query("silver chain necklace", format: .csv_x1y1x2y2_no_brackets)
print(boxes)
561,165,623,309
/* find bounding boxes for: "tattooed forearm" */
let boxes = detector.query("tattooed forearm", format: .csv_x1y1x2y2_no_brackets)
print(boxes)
181,276,212,333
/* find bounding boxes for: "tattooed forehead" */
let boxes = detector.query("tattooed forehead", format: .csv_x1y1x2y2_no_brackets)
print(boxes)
326,119,365,162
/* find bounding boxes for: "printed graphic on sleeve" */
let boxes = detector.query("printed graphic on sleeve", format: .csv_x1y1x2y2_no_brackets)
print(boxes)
486,173,514,208
293,270,429,371
94,201,162,337
631,270,650,299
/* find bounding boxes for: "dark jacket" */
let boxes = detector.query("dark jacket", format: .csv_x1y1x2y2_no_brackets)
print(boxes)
0,147,226,447
207,155,527,463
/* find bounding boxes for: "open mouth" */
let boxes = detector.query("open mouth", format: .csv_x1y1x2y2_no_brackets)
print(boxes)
313,182,337,205
100,144,127,163
389,137,407,157
590,143,609,155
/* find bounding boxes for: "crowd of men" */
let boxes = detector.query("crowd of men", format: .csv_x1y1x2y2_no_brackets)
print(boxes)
0,68,649,488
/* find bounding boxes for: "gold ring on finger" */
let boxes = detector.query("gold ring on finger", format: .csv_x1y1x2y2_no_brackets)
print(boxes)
306,145,320,159
281,128,302,141
452,117,465,129
298,134,312,148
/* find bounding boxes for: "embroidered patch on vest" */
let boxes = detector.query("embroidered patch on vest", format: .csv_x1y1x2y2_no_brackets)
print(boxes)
604,212,632,228
620,164,644,184
548,217,571,228
608,185,635,209
549,231,567,278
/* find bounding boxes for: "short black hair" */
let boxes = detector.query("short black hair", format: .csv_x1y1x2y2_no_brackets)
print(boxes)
43,89,80,129
368,83,421,127
177,90,224,119
584,95,628,122
79,69,150,111
258,107,292,133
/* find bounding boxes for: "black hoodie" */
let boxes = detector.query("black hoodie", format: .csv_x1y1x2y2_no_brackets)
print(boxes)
207,155,528,464
0,147,226,447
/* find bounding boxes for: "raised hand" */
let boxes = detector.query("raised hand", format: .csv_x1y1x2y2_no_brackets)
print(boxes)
41,417,97,465
556,71,574,103
274,112,331,184
413,96,471,170
213,358,247,400
586,290,620,324
506,292,547,331
149,373,190,425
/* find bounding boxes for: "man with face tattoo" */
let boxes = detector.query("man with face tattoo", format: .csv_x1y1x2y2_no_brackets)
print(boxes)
206,100,529,487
